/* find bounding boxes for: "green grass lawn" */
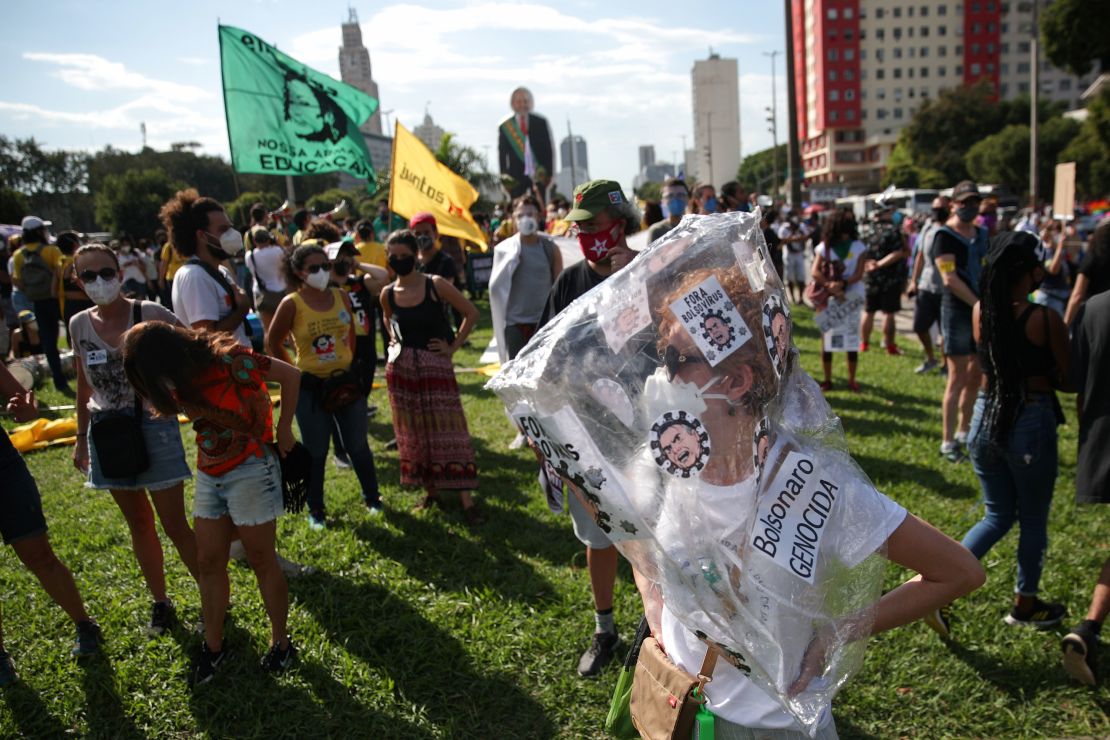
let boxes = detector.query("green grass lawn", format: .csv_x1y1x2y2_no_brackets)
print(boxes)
3,300,1110,739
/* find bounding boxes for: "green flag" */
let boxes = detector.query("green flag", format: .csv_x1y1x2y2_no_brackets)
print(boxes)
218,24,378,189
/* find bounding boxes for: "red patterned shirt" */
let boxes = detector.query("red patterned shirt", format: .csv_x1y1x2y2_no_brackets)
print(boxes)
182,347,274,476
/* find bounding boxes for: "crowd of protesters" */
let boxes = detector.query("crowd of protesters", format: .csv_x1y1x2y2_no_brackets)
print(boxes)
1,170,1109,731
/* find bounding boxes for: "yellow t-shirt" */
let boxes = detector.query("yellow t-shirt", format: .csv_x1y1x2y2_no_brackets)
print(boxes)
161,242,188,280
356,240,387,270
290,288,354,378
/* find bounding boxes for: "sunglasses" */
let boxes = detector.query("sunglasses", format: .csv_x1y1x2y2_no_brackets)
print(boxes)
305,261,332,274
79,268,118,282
662,344,708,381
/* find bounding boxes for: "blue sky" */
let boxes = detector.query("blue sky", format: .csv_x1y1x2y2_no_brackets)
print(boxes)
1,0,788,192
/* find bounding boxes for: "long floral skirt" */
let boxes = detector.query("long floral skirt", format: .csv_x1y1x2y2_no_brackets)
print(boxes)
385,347,478,490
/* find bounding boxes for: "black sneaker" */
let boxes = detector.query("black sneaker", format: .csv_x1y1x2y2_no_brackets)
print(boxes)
259,637,297,673
577,631,620,678
147,600,175,637
72,620,102,658
1004,598,1067,628
192,640,231,686
1062,628,1099,686
924,603,953,640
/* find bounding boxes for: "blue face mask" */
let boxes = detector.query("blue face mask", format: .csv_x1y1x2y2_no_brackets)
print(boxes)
662,197,687,219
702,197,718,213
892,211,905,227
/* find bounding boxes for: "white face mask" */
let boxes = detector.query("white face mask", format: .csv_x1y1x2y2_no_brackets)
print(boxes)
642,367,730,422
516,215,538,236
83,276,122,306
304,270,331,291
215,228,245,257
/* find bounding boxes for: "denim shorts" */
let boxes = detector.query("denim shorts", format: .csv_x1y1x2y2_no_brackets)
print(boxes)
193,448,283,526
0,429,47,545
86,409,192,492
941,298,977,356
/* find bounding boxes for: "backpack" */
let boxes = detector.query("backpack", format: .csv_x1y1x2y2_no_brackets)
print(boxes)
20,247,54,301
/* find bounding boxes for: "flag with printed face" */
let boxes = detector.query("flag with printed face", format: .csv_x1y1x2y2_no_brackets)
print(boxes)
389,122,487,248
218,24,378,189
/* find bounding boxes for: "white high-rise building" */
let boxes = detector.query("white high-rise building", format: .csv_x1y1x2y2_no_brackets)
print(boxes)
413,111,446,151
338,8,382,136
692,54,741,189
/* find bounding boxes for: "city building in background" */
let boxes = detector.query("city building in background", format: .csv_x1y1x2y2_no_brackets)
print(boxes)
555,134,589,199
338,8,391,189
793,0,1100,197
413,109,446,151
692,53,742,190
632,144,677,190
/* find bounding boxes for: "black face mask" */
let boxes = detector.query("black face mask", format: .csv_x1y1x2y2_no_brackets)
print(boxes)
333,260,351,277
388,254,416,276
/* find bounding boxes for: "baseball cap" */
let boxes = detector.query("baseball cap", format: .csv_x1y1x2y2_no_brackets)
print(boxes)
565,180,628,222
952,181,981,202
409,212,437,229
21,215,50,230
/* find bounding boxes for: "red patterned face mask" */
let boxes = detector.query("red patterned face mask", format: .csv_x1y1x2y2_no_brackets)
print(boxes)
577,221,624,263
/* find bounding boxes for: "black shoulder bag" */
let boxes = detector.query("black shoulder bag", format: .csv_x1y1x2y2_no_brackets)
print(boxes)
89,302,151,478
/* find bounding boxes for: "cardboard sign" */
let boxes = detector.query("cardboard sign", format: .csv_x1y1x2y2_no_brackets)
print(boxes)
750,450,840,584
1053,162,1076,221
668,275,752,366
816,294,863,353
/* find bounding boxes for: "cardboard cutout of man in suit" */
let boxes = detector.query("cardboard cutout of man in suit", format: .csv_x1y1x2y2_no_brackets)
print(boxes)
498,87,555,199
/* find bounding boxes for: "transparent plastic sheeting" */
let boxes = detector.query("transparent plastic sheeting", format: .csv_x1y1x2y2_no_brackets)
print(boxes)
487,211,891,734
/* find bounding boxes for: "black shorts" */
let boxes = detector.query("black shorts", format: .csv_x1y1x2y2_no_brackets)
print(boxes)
865,287,902,314
0,429,47,546
913,290,943,334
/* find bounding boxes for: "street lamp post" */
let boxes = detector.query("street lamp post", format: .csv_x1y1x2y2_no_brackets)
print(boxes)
764,50,781,200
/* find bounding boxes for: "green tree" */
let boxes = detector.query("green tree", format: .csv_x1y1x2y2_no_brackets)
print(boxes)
736,144,788,192
966,117,1082,198
1040,0,1110,77
1060,90,1110,198
435,133,500,211
224,191,284,226
0,187,28,224
94,168,184,237
635,181,662,201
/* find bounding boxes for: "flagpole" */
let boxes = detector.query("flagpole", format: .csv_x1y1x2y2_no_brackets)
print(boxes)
388,119,398,218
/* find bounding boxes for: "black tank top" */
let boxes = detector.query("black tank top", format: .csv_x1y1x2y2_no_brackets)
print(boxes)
980,303,1056,380
386,277,455,349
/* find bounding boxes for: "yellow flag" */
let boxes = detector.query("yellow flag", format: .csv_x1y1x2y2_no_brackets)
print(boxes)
389,122,488,248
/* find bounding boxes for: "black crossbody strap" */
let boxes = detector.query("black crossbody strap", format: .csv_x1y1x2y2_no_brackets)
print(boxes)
132,300,144,417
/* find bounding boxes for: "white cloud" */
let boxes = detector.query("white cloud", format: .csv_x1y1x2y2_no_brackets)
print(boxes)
23,52,210,103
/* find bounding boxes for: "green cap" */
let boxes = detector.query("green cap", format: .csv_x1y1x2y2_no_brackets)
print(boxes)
565,179,628,222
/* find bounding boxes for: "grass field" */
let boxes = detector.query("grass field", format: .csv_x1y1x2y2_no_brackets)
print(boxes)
3,300,1110,739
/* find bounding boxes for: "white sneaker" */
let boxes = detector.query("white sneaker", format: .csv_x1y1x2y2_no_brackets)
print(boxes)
509,432,526,450
277,553,316,578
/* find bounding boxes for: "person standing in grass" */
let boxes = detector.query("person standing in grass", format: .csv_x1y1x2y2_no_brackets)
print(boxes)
70,243,200,636
810,208,867,392
925,232,1071,640
934,181,989,463
380,229,483,526
266,243,385,530
1061,290,1110,685
122,321,301,685
1,363,102,687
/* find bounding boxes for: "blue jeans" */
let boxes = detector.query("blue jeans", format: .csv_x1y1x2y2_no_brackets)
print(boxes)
295,389,381,514
961,391,1058,595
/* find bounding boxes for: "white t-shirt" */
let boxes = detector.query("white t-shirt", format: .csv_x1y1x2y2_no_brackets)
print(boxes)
247,245,287,295
172,261,249,346
118,251,149,285
814,240,867,299
69,300,183,412
658,435,907,731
